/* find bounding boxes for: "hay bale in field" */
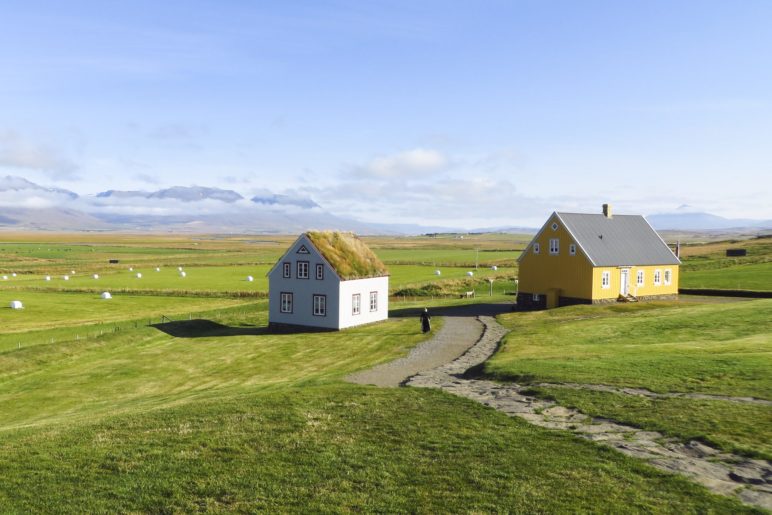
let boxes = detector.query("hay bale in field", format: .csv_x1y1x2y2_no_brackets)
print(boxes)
246,275,254,282
92,274,99,279
467,271,474,277
491,265,498,271
11,273,17,277
179,271,187,277
435,270,441,276
155,267,161,272
9,300,23,309
71,270,75,274
129,267,133,271
63,275,70,281
45,275,51,281
177,266,183,271
136,272,142,279
101,292,112,299
1,275,7,280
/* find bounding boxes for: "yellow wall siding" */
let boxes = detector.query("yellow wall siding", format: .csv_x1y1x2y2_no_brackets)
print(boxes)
520,213,680,302
591,265,680,299
518,214,595,299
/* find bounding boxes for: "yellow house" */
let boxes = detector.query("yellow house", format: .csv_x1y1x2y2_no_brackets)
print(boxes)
517,204,680,309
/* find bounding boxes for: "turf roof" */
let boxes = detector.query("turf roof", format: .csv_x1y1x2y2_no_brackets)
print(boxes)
305,231,388,280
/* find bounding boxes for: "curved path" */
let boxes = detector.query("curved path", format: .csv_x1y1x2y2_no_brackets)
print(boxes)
348,308,772,510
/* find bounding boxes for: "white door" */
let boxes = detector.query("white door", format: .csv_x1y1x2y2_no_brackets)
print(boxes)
620,269,629,296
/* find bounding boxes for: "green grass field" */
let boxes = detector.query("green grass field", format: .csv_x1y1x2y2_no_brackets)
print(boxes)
680,261,772,290
0,303,751,512
0,232,769,511
485,300,772,459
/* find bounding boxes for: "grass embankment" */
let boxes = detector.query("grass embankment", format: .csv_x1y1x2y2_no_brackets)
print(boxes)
680,236,772,291
0,306,750,512
486,300,772,459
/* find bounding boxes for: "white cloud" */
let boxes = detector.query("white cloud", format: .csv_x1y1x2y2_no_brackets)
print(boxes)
0,130,80,180
350,148,449,179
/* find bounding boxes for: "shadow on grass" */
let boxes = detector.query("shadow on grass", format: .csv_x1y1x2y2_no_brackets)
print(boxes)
151,319,337,338
151,319,271,338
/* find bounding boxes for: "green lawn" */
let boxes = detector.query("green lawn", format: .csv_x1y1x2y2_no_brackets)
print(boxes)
485,300,772,460
0,303,751,512
681,261,772,291
375,248,519,266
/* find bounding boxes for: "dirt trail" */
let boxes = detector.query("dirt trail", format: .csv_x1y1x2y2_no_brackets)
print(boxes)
356,313,772,510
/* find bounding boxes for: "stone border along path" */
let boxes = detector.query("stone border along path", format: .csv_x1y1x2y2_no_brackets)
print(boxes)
349,312,772,510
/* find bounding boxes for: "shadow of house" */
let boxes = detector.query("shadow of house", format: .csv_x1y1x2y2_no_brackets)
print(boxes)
388,302,514,320
152,319,271,338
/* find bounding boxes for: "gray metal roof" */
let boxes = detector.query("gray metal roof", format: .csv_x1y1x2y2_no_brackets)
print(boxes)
556,212,680,267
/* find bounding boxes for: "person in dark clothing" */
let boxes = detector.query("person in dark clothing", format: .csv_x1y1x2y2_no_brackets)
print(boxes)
420,307,431,333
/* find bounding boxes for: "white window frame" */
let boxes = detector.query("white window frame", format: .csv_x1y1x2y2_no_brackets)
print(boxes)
532,293,540,302
664,269,672,286
313,294,326,316
549,238,559,255
316,263,324,280
551,222,559,231
280,292,293,313
282,262,291,278
297,261,309,279
569,244,576,256
352,293,361,315
369,291,378,312
654,269,662,286
601,271,610,289
533,243,540,255
637,270,644,287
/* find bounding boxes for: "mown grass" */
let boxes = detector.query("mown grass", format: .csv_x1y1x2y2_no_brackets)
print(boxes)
485,300,772,460
0,294,757,511
0,386,751,513
680,261,772,291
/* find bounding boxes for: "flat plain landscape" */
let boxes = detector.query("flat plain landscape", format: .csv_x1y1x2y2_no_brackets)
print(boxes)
0,232,769,512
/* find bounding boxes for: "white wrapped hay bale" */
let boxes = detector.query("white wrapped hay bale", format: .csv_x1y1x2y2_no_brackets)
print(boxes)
179,271,187,277
491,265,498,271
11,273,17,277
467,271,474,277
71,270,76,274
9,300,23,309
1,275,7,281
63,275,70,281
435,270,441,276
45,275,51,281
93,274,99,279
136,272,142,279
101,292,112,299
246,275,254,282
155,267,161,272
177,266,183,271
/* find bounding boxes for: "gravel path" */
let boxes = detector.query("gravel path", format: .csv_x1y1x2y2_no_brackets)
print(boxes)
374,312,772,510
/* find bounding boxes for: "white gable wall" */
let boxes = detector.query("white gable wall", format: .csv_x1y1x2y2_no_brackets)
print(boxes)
268,235,341,329
338,276,389,329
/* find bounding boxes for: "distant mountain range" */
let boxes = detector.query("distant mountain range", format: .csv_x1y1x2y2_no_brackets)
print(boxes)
1,175,769,234
646,212,772,231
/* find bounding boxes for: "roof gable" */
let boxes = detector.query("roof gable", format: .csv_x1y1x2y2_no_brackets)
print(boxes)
556,212,680,266
305,231,388,280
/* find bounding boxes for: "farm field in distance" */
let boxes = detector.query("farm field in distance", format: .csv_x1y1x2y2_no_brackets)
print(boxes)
0,231,770,511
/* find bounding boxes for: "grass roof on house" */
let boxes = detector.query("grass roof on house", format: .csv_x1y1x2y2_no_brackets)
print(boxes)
306,231,388,280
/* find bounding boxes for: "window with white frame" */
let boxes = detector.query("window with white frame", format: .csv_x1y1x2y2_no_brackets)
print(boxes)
664,269,672,285
282,262,291,278
549,238,559,255
533,243,540,255
280,292,293,313
654,269,662,286
533,293,540,301
551,222,559,231
297,261,309,279
369,291,378,311
313,294,326,316
316,263,324,280
352,293,361,315
637,270,644,286
569,244,576,256
601,271,610,289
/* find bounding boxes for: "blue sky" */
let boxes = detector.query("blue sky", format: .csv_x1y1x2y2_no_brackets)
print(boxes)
0,0,770,227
